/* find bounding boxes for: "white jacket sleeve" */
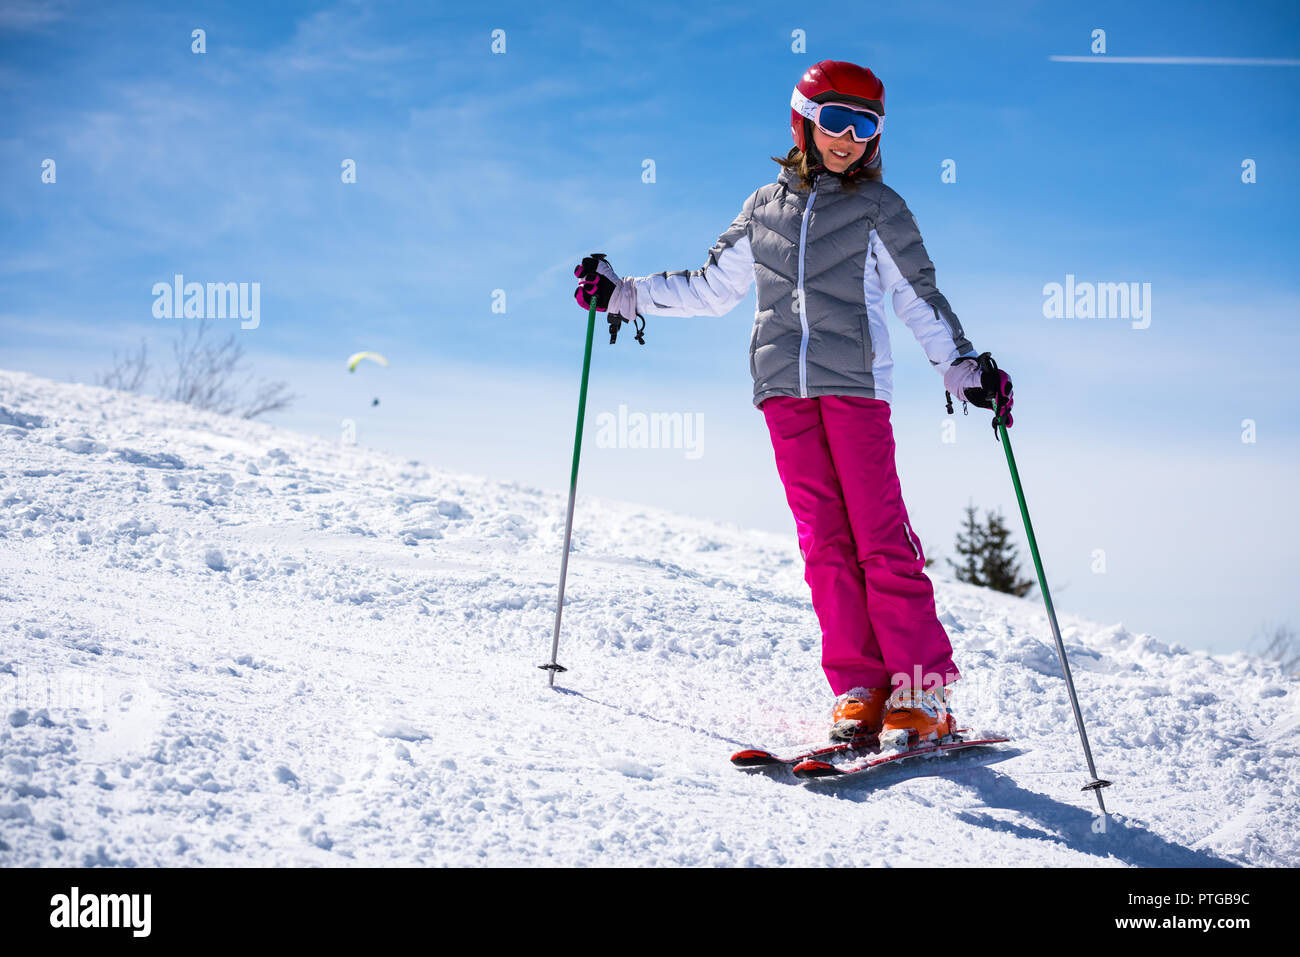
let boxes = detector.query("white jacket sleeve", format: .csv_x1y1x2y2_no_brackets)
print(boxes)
870,189,976,376
631,191,757,318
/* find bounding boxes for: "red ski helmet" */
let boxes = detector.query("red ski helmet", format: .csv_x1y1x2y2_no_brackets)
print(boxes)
791,60,885,176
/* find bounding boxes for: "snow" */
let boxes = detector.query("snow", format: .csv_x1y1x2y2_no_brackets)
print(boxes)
0,368,1296,867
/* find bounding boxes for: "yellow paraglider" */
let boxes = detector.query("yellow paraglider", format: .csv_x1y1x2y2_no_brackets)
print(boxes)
346,351,389,372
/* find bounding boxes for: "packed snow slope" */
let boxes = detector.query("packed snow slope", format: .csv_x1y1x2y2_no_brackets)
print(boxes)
1,369,1296,868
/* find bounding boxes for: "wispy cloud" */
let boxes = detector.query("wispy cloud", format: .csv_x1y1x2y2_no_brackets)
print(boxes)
0,0,69,31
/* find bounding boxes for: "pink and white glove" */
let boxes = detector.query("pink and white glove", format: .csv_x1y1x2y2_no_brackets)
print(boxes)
943,358,982,403
574,253,638,321
944,352,1014,430
573,252,645,345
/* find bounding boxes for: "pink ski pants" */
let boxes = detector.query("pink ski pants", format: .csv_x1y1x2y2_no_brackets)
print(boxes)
761,395,960,696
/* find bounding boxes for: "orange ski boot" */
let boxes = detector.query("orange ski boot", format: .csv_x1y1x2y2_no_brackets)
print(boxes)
829,687,890,742
878,684,957,750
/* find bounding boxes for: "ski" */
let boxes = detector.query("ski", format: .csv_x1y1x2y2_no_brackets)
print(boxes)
791,734,1010,779
730,728,975,769
730,732,879,768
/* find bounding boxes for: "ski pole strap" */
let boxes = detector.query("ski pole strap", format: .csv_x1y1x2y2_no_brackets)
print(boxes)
609,312,646,345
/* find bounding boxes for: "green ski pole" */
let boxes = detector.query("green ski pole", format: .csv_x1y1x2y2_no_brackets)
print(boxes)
995,413,1112,814
539,295,598,687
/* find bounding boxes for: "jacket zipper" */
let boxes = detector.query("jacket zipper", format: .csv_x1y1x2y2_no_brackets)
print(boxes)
796,175,819,399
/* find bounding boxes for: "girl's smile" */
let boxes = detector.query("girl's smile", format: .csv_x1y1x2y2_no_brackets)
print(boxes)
811,125,868,173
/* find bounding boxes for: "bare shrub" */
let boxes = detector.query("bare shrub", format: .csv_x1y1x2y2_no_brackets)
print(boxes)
1253,623,1300,676
98,318,295,420
95,339,150,392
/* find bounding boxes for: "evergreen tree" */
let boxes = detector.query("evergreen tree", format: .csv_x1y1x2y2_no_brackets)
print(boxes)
981,509,1035,597
948,503,1035,597
948,503,983,586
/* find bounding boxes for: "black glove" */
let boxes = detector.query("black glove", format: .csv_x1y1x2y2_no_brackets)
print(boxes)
573,252,644,344
574,253,619,311
946,352,1013,430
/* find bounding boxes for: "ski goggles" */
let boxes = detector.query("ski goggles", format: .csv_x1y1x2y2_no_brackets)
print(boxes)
791,88,884,142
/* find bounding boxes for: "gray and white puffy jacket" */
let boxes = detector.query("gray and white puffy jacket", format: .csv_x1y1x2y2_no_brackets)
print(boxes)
631,165,976,408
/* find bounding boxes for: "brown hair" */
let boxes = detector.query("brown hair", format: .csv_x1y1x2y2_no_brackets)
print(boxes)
770,145,883,191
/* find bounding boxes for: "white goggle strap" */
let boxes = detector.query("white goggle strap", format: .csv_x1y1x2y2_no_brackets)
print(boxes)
790,87,820,122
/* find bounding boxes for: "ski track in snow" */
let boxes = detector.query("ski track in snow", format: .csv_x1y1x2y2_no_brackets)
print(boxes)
0,369,1296,867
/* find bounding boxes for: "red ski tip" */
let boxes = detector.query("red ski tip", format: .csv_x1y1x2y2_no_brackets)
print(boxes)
730,749,777,767
791,760,839,779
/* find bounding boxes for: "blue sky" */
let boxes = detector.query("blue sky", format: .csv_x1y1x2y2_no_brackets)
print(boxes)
2,0,1298,656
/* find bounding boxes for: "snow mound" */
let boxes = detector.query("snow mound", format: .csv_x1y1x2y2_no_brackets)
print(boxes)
0,369,1295,867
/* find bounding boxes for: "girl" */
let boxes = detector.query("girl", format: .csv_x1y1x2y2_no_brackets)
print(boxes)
574,60,1014,750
